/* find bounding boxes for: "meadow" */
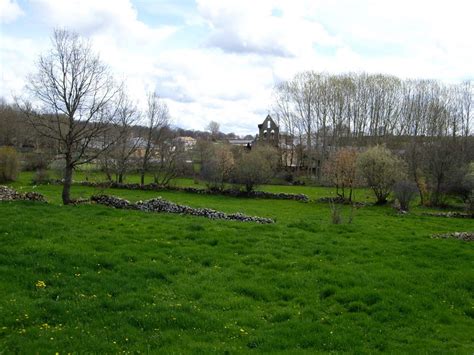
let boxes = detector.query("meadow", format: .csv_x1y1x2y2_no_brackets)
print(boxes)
0,173,473,353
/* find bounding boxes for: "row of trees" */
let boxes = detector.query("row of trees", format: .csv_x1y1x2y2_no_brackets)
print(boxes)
273,72,473,171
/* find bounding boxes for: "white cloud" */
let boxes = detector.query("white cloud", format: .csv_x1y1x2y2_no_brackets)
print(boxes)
310,0,474,80
0,34,47,99
30,0,177,44
23,0,179,115
0,0,23,23
197,0,339,57
150,48,275,134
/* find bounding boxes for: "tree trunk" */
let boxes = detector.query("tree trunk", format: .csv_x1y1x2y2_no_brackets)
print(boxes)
62,162,74,205
412,168,425,206
140,170,145,185
103,158,112,181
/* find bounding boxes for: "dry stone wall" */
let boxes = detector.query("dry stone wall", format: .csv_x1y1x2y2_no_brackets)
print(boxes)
0,186,46,202
91,194,275,224
423,211,473,219
431,232,474,242
46,180,309,202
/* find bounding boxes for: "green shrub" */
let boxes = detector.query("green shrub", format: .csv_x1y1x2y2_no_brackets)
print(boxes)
32,169,51,184
357,145,406,204
21,152,51,171
49,159,66,180
0,146,20,182
463,162,474,213
393,181,418,211
232,145,278,192
200,144,234,191
329,201,342,224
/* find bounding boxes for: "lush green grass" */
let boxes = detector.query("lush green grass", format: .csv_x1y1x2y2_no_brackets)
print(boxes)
19,169,374,202
1,174,473,352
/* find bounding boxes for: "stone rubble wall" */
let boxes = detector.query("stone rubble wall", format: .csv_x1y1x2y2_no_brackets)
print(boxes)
0,186,46,202
316,196,368,207
45,180,309,202
423,211,473,219
91,194,275,224
431,232,474,242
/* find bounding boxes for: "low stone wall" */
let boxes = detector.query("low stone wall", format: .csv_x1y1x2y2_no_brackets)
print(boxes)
431,232,474,242
0,186,46,202
317,196,367,207
91,194,275,224
218,189,309,202
423,211,473,219
46,180,309,202
317,196,348,204
90,195,134,209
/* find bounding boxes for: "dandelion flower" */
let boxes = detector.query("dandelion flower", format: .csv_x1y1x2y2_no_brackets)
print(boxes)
36,280,46,288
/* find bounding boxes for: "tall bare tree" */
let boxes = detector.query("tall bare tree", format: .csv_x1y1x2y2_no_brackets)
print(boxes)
152,130,183,186
105,90,140,183
207,120,220,141
140,92,169,185
19,29,120,204
273,81,297,168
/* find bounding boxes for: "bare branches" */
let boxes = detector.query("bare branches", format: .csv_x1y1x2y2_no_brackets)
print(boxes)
273,72,473,181
140,92,170,185
274,72,473,144
18,28,121,204
23,29,120,168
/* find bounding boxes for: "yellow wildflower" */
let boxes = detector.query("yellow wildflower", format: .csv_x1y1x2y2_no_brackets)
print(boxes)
36,280,46,288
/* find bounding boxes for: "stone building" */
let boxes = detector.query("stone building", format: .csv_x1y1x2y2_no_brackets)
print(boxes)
257,114,279,147
227,114,280,149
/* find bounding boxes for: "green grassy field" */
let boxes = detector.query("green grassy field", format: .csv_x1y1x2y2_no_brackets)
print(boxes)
1,173,473,352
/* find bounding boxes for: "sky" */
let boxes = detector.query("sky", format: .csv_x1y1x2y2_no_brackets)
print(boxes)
1,0,473,135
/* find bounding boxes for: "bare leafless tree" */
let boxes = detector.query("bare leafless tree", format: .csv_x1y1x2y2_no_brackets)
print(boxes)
106,89,140,183
460,80,472,137
17,29,120,204
152,131,184,186
139,91,170,185
273,82,297,168
207,120,220,141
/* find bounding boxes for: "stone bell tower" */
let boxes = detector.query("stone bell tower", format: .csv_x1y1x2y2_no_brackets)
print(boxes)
257,114,279,147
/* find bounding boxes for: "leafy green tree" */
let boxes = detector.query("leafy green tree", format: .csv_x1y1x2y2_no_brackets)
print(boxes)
357,145,406,204
233,145,278,192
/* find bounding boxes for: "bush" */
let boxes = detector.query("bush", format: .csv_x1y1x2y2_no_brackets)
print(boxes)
21,152,51,171
463,163,474,213
329,201,342,224
393,181,418,211
32,169,51,184
274,170,294,184
323,148,358,201
232,145,278,192
49,159,66,180
357,145,406,204
329,201,356,224
200,144,234,191
0,146,20,182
